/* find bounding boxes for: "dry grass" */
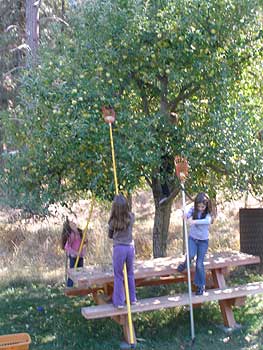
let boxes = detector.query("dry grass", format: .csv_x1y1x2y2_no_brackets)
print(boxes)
0,189,260,283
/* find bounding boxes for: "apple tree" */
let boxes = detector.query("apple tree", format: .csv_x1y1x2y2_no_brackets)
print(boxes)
1,0,263,256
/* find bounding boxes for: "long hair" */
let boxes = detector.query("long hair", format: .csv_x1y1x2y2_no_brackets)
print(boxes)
77,228,83,239
61,217,71,249
108,194,131,231
192,192,212,220
61,217,83,249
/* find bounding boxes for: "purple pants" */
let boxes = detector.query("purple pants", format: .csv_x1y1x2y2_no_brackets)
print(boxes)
112,244,137,307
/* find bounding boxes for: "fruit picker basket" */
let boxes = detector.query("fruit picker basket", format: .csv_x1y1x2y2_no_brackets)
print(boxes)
0,333,31,350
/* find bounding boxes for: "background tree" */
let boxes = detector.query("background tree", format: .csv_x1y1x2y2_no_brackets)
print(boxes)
0,0,70,155
1,0,263,256
25,0,41,65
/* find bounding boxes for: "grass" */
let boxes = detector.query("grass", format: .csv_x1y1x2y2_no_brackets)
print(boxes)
0,191,262,349
0,271,262,350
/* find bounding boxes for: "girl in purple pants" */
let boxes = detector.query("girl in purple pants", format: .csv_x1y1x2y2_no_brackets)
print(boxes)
108,194,137,309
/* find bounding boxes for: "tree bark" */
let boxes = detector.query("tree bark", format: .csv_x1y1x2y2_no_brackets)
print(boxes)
127,193,132,212
152,176,173,258
61,0,66,32
25,0,40,66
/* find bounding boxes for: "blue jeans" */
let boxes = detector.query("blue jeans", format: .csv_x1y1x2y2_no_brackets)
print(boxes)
188,237,209,288
67,256,84,287
112,244,137,307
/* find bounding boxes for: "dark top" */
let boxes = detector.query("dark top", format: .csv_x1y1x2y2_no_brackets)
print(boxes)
108,213,135,246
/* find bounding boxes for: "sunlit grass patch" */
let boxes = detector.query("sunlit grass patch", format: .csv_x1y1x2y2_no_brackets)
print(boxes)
0,192,262,349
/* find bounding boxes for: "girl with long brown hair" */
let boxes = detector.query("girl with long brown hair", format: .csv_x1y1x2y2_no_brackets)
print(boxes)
108,194,137,308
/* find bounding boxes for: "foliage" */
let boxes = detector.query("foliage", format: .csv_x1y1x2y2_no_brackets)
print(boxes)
1,0,263,214
0,0,71,152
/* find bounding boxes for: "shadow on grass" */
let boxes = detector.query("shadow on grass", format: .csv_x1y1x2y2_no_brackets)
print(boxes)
0,274,262,350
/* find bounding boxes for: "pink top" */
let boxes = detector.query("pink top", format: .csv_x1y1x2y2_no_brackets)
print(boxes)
64,231,86,258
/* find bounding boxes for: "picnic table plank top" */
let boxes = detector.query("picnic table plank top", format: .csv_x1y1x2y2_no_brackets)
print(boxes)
81,281,263,319
68,251,260,287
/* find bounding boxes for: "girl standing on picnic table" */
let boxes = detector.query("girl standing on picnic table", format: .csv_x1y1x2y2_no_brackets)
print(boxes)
177,192,213,295
108,194,137,309
61,217,87,287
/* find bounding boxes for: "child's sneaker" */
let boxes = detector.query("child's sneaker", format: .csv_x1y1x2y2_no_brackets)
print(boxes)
195,287,205,296
131,301,138,305
177,262,186,272
117,305,124,309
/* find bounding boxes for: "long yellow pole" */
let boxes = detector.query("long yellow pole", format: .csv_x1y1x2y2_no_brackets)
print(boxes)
74,195,95,268
109,124,119,194
109,122,135,348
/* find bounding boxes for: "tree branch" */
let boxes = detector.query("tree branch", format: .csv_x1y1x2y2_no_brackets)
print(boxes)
133,76,150,116
168,186,181,201
0,45,19,53
206,162,228,175
141,167,152,187
144,175,152,188
185,189,195,202
10,44,30,52
158,74,169,114
4,25,19,32
169,84,199,111
40,15,69,27
4,66,26,75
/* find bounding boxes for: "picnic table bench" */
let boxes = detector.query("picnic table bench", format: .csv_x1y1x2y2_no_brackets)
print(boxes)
67,251,262,344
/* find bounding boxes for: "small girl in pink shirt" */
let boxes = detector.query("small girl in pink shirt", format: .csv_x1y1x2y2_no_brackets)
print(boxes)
61,217,87,287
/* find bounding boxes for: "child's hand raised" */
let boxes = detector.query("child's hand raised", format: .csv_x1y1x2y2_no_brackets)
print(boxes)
178,209,187,220
188,218,195,225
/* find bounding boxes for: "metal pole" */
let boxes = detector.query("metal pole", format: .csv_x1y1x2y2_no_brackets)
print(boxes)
181,183,195,343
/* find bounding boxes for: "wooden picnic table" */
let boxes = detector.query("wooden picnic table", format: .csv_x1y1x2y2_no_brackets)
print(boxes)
68,251,259,288
67,251,261,344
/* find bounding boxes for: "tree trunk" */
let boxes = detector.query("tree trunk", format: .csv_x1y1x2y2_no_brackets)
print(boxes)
152,176,173,258
127,193,132,212
62,0,65,19
17,0,25,65
61,0,65,32
25,0,40,66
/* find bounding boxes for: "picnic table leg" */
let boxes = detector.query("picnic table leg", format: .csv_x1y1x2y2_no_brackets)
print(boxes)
93,292,137,345
93,291,123,325
120,315,137,346
211,269,237,328
93,288,136,345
